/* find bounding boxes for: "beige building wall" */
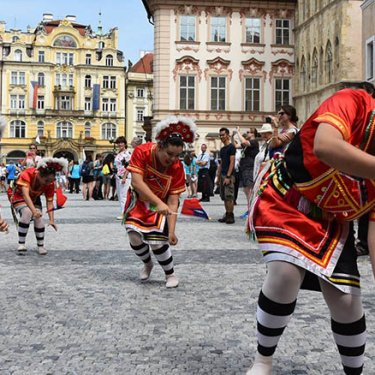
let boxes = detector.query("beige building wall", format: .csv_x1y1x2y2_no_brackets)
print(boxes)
362,0,375,84
293,0,363,122
0,15,126,162
144,0,297,152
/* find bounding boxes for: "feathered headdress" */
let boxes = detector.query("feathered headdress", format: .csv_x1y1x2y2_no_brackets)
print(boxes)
0,116,6,138
155,116,197,144
37,157,69,173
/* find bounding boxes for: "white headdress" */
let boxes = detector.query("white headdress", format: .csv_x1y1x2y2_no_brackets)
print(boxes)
37,157,69,173
155,116,197,144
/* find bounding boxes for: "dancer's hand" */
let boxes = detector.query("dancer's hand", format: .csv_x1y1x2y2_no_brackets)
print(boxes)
0,218,9,232
169,232,178,246
49,221,58,231
32,209,42,219
156,201,172,216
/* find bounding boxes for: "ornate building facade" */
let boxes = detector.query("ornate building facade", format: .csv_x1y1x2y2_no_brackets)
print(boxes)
142,0,297,151
293,0,363,121
362,0,375,85
126,52,154,142
0,14,126,162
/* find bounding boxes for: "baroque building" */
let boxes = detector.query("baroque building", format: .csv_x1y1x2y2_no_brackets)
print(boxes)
141,0,297,151
0,14,126,162
126,52,154,142
362,0,375,85
293,0,363,121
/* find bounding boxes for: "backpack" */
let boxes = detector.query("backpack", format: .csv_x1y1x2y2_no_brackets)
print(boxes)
80,162,91,177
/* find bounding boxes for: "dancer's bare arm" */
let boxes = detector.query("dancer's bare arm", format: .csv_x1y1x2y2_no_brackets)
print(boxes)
367,220,375,280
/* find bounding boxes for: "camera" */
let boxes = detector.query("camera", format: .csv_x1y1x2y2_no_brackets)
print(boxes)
265,116,272,124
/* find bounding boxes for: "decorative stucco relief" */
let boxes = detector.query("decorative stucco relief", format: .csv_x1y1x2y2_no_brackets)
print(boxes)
172,56,202,82
269,59,295,83
239,58,267,82
204,57,233,80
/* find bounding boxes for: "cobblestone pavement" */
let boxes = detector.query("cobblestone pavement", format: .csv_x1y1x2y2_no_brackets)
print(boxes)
0,191,374,375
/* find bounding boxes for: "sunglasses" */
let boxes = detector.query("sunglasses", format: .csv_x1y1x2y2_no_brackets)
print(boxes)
278,112,285,116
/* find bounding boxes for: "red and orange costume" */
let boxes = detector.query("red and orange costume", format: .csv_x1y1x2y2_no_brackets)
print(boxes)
9,168,55,209
250,89,375,294
124,142,185,244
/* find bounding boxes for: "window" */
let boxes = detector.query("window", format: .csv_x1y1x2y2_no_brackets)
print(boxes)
245,78,260,111
38,72,45,86
300,56,306,92
103,76,116,89
19,72,25,85
211,17,226,42
18,95,25,109
325,41,333,83
56,121,73,138
14,49,22,61
86,54,92,65
11,71,25,85
10,120,26,138
84,122,91,137
37,96,44,110
102,98,109,112
366,39,374,80
10,94,25,109
101,122,116,140
275,19,290,45
245,18,261,44
56,52,74,65
38,51,45,63
109,99,116,112
60,96,72,110
180,15,195,41
211,76,226,111
56,73,74,87
311,50,318,87
37,121,44,136
137,87,145,98
275,78,290,109
12,36,19,43
84,97,92,111
106,54,113,66
98,41,105,49
137,108,144,122
10,95,17,109
180,75,195,110
84,75,92,88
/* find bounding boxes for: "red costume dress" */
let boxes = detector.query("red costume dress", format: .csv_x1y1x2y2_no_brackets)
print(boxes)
250,89,375,295
124,143,185,244
9,168,55,210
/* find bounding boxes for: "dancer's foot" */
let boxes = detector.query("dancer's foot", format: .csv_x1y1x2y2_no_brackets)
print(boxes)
140,262,153,281
246,353,273,375
166,273,179,288
37,246,47,255
17,244,27,253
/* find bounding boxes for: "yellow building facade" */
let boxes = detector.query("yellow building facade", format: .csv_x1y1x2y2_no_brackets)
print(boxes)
0,14,126,162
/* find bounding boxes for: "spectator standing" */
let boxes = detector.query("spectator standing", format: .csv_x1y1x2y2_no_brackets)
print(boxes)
0,163,7,192
80,155,95,200
93,154,104,200
114,137,132,220
253,123,273,181
217,128,236,224
196,144,211,202
6,161,18,187
102,153,115,200
69,161,81,194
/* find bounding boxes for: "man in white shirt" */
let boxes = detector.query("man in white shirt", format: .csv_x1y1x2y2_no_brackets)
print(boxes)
196,144,211,202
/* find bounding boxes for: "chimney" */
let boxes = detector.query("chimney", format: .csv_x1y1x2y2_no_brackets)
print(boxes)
66,15,77,22
42,13,54,22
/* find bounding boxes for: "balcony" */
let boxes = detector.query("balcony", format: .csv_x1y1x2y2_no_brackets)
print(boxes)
45,109,85,117
53,85,76,93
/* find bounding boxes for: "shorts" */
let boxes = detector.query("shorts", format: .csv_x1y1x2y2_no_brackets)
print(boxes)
241,168,254,188
82,176,95,183
219,175,235,201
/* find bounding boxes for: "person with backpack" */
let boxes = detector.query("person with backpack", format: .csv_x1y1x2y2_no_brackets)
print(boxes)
69,161,81,194
80,155,95,200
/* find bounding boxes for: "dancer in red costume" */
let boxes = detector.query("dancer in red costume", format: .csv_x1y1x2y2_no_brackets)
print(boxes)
247,85,375,375
124,116,196,288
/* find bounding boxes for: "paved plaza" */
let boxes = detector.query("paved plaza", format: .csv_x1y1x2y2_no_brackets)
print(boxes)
0,191,374,375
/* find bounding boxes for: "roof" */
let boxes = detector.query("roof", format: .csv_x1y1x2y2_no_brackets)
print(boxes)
42,20,88,36
130,53,154,74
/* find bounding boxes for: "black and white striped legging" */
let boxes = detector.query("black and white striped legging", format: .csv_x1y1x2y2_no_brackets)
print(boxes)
18,207,45,247
128,231,174,275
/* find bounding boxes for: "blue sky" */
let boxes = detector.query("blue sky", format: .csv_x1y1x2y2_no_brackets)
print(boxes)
0,0,154,65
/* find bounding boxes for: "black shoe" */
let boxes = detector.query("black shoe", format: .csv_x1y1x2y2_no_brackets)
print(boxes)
226,213,235,224
356,242,369,256
218,213,227,223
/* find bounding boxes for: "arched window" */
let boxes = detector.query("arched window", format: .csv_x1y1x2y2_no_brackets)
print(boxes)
300,56,306,92
325,40,333,83
98,41,105,49
335,36,340,68
56,121,73,138
319,47,324,85
101,122,116,140
84,75,92,88
12,36,19,43
10,120,26,138
38,72,45,86
14,49,22,61
106,54,113,66
37,121,44,136
311,49,318,88
84,122,91,137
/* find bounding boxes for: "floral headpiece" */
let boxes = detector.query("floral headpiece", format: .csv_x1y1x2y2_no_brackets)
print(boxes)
155,116,197,144
0,116,6,138
37,157,68,173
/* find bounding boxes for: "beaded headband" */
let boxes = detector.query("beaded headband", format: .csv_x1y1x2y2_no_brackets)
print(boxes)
37,157,68,173
155,116,197,144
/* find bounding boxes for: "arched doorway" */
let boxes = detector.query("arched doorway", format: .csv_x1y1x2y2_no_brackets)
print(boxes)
7,150,26,164
53,150,76,162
